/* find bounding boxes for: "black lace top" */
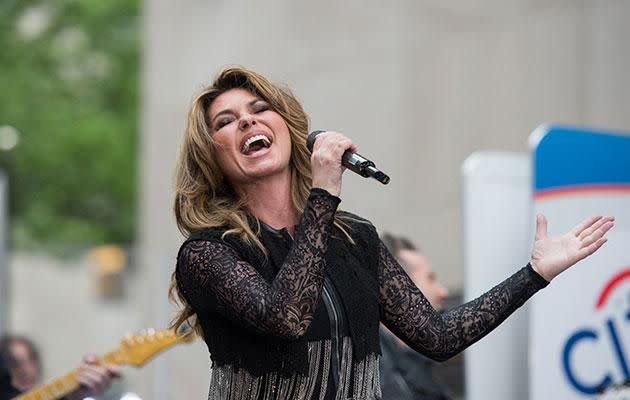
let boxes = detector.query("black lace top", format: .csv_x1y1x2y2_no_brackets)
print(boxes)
175,188,549,399
177,188,339,341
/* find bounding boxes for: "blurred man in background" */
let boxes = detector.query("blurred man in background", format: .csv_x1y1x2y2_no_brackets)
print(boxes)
379,233,452,400
0,334,120,400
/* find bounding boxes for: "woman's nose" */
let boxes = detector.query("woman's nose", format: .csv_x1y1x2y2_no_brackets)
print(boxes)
238,114,257,131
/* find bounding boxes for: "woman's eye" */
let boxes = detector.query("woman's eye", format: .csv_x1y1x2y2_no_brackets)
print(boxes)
254,103,270,113
215,118,233,130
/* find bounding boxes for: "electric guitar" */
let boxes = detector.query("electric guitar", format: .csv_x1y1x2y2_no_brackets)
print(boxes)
13,328,193,400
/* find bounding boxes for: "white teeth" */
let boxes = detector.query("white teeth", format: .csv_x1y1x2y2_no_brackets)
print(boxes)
241,134,271,154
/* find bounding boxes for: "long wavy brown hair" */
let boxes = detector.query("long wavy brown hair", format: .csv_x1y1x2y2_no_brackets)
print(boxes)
169,66,352,336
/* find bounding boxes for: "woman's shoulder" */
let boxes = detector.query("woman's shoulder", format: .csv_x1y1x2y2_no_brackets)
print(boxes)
337,210,376,228
177,227,236,258
336,210,379,242
179,226,264,263
186,226,228,242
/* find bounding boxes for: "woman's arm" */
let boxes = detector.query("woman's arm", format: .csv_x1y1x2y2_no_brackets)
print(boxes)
176,188,339,340
379,214,613,361
378,241,547,361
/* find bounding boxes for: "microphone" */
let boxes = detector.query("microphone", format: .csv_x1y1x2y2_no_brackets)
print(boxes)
307,130,390,184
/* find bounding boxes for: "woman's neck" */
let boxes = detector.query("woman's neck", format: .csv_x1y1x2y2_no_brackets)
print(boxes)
235,172,299,235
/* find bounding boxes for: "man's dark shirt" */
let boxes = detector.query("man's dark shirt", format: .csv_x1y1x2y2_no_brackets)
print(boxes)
0,374,21,400
380,328,451,400
1,354,21,400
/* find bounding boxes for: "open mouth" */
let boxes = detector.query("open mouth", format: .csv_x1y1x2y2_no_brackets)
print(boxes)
241,134,272,155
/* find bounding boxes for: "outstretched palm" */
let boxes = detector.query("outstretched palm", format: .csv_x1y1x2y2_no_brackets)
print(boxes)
530,214,615,282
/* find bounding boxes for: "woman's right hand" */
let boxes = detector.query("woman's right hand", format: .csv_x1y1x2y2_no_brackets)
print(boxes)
310,131,357,197
530,214,614,281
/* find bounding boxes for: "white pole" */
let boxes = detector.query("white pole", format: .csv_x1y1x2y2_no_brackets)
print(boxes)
462,151,532,400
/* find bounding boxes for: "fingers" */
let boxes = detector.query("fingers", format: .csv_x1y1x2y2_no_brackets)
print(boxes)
571,215,603,237
577,237,608,261
310,131,355,196
76,365,109,395
578,216,615,240
75,353,120,397
580,220,615,248
574,216,614,262
82,353,98,363
535,214,548,240
106,363,122,378
311,131,355,163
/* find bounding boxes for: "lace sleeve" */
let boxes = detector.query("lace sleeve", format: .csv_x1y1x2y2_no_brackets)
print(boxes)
176,188,340,340
378,240,549,361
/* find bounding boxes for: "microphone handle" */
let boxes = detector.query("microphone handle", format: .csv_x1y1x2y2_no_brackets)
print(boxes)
342,152,373,177
308,130,390,184
342,152,391,184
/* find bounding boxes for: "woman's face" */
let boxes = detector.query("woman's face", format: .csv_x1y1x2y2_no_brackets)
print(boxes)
208,88,292,188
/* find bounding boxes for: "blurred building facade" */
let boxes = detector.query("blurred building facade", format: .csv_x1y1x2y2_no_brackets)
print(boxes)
139,1,630,398
8,1,630,399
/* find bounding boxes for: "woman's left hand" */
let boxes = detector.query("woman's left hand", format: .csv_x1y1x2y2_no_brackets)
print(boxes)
530,214,614,282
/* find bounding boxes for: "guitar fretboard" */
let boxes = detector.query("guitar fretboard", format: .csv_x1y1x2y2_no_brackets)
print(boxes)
14,351,122,400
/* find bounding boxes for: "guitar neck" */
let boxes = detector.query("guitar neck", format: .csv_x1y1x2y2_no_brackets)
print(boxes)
14,351,122,400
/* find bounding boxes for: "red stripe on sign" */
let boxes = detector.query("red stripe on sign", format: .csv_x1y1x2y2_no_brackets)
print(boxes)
595,267,630,310
534,184,630,201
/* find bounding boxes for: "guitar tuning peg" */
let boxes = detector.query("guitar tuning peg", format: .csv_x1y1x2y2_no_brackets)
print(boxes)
123,332,133,345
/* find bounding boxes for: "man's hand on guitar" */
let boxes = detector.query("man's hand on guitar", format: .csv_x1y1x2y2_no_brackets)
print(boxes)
12,328,187,400
65,354,121,400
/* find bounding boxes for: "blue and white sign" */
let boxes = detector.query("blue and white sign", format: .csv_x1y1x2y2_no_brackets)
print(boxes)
530,125,630,399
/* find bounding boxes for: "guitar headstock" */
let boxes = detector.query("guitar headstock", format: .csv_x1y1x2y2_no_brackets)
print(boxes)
116,328,193,367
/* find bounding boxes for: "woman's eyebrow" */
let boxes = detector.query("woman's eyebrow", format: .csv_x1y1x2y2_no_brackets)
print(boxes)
211,109,233,125
249,98,265,107
211,99,262,125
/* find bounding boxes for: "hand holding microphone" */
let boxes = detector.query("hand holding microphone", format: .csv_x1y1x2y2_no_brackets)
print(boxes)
307,130,390,185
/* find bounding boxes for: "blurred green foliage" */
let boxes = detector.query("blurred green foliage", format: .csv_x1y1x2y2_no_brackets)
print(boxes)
0,0,139,251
